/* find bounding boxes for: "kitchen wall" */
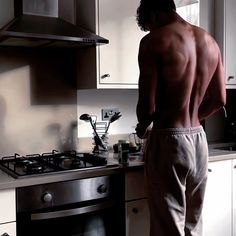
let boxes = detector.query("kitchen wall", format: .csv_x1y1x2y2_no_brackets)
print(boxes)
77,89,138,138
0,44,229,156
0,0,230,155
0,48,78,156
76,89,138,151
77,89,227,145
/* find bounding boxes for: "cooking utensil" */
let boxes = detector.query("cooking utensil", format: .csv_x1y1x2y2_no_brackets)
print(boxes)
79,114,107,151
101,112,122,140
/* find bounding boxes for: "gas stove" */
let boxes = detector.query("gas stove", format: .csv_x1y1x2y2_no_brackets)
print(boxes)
0,150,108,178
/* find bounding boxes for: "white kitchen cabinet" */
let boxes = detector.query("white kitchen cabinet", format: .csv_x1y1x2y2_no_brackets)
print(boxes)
215,0,236,87
76,0,211,89
202,160,232,236
126,199,149,236
125,168,150,236
76,0,146,89
0,189,16,224
0,222,16,236
0,188,16,236
233,159,236,235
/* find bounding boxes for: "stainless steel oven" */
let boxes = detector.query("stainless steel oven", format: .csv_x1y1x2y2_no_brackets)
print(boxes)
16,174,125,236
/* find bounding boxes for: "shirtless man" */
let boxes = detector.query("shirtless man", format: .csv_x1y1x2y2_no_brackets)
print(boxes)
135,0,226,235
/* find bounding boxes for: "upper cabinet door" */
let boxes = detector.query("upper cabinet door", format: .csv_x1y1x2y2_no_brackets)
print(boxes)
76,0,146,89
215,0,236,87
225,0,236,86
98,0,146,88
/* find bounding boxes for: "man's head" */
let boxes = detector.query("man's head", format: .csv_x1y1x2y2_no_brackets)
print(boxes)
136,0,176,31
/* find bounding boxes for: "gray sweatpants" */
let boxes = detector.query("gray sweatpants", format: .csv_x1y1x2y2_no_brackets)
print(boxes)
144,126,208,236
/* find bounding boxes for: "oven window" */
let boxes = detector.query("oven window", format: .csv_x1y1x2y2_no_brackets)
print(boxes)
17,204,125,236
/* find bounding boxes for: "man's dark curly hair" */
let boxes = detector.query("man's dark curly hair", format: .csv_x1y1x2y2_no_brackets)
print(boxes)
136,0,176,31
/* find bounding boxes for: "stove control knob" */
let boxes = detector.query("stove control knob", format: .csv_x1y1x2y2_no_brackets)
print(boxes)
97,184,107,194
42,192,53,203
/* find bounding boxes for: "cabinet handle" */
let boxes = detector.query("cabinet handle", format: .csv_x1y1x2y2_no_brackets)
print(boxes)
101,74,110,79
132,208,139,214
234,165,236,169
228,76,234,81
1,233,10,236
208,169,212,172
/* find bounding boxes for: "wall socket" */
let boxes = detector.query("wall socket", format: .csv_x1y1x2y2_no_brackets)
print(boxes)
101,108,119,121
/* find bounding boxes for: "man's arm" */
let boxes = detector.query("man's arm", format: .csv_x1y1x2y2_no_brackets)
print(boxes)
198,50,226,121
136,36,158,138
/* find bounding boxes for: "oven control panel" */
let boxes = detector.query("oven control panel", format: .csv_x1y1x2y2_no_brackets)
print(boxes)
17,176,111,212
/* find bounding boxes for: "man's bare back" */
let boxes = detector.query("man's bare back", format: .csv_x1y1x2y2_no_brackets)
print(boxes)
136,12,226,135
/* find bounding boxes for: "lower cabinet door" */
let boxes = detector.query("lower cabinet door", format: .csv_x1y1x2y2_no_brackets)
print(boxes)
0,222,16,236
233,159,236,236
126,199,150,236
202,160,232,236
0,189,16,224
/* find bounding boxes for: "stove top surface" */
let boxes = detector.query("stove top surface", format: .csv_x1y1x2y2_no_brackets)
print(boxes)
0,150,108,178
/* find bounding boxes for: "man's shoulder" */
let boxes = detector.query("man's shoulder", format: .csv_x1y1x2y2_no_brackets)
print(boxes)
140,31,168,53
192,25,214,39
193,26,219,48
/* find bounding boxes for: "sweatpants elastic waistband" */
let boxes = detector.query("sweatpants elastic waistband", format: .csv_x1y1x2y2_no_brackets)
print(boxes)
152,126,204,135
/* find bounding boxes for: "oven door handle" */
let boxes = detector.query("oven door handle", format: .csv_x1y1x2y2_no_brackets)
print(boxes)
31,200,115,221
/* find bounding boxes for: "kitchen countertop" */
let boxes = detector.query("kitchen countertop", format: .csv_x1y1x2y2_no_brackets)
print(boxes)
0,152,142,190
0,147,236,191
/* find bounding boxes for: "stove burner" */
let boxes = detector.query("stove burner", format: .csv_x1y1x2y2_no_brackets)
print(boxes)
25,162,45,174
0,150,108,178
54,155,71,163
15,159,34,166
55,156,83,169
71,158,82,168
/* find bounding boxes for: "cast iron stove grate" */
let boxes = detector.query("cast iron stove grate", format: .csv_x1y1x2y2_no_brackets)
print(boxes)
0,150,107,178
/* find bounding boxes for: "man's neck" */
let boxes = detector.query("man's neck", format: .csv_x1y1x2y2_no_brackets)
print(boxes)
149,10,183,30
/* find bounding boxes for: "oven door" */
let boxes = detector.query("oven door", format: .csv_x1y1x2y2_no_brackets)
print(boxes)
16,174,125,236
17,198,125,236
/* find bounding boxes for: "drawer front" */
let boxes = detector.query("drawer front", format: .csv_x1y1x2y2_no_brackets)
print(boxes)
126,199,150,236
0,222,16,236
0,189,16,224
125,169,147,201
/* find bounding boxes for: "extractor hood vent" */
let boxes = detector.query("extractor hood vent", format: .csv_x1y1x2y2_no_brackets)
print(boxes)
0,0,108,48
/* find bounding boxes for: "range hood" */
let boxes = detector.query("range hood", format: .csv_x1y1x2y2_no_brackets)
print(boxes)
0,0,108,48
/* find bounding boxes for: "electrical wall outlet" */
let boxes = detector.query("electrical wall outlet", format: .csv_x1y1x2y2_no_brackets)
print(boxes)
102,108,119,121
